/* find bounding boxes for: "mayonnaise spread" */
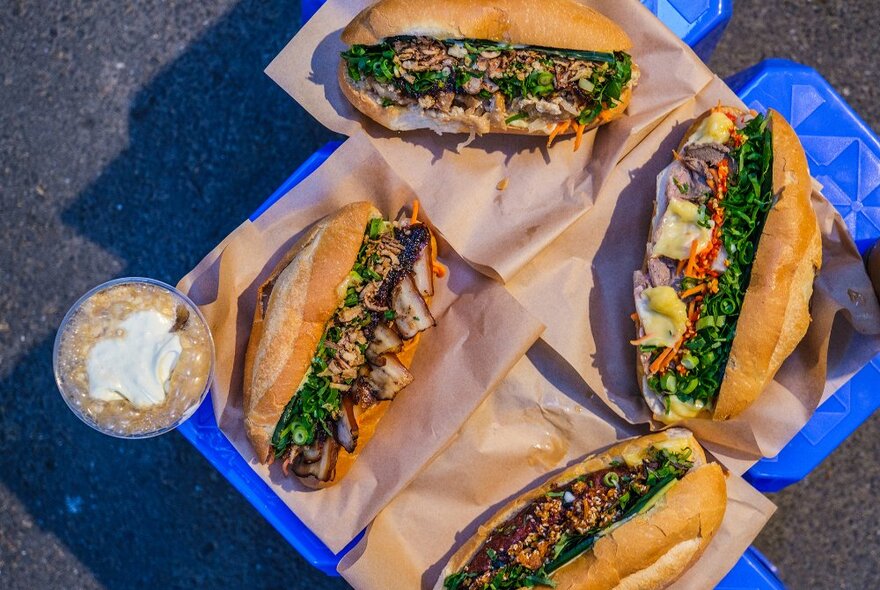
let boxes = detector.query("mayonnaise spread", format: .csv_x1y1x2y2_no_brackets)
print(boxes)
86,310,182,408
636,286,687,348
686,111,735,146
653,199,713,260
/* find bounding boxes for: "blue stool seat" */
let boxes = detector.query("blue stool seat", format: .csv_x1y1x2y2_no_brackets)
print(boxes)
732,60,880,493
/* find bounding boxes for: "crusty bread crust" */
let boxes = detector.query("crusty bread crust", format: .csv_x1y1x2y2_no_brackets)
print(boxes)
434,429,727,590
636,107,821,422
337,62,634,137
243,202,377,464
341,0,632,52
713,110,822,420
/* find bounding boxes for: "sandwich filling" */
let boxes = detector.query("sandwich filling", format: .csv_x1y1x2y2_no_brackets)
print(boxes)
632,109,774,421
270,215,439,481
342,36,635,139
443,443,695,590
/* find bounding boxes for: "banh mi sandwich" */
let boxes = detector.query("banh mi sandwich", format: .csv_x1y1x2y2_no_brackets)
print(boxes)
632,107,822,423
243,201,445,487
437,429,727,590
339,0,637,145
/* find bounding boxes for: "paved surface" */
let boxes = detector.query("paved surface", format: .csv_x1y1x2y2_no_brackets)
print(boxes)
0,0,877,588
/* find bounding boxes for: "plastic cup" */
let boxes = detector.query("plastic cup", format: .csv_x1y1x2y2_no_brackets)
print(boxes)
53,277,215,438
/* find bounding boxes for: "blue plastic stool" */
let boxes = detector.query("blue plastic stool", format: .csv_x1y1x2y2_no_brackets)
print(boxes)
731,60,880,493
717,547,785,590
299,0,732,62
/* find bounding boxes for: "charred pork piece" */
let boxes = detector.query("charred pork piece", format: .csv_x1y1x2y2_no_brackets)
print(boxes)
366,354,414,400
392,276,435,337
372,223,432,308
292,437,340,482
411,238,434,297
367,323,404,361
393,276,435,339
351,376,378,408
300,440,324,464
394,223,431,269
335,395,360,453
280,445,303,477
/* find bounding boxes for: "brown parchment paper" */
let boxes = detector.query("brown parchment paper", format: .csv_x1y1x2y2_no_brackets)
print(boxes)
338,345,776,589
176,137,545,553
266,0,716,280
505,76,880,471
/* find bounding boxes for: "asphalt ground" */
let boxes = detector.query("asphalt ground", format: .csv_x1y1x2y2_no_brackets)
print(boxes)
0,1,877,588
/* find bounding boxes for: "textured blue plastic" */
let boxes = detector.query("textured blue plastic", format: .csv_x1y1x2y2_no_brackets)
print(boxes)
729,60,880,493
249,142,343,222
299,0,731,62
716,547,785,590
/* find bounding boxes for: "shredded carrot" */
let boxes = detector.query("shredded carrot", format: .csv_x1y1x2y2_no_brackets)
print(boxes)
432,260,448,278
676,257,687,276
630,334,658,345
685,239,700,277
410,199,420,224
630,312,639,322
656,338,684,373
680,283,706,299
650,339,683,374
649,347,674,374
547,120,572,148
573,122,585,152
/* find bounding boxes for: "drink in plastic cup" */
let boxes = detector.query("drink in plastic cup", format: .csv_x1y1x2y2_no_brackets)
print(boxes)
53,277,215,438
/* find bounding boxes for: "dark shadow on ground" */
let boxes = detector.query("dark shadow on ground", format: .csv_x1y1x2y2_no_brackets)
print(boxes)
59,0,341,285
1,0,348,588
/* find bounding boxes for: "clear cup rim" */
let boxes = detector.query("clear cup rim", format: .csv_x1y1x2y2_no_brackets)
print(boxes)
53,276,215,439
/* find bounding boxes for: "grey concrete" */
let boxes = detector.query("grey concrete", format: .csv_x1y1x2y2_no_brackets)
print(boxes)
0,0,876,588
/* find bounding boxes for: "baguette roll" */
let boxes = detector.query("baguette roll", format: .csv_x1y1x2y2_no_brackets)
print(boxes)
243,202,438,487
436,429,727,590
338,0,637,140
633,107,822,422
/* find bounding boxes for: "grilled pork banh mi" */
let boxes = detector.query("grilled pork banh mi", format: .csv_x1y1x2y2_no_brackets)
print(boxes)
339,0,637,144
632,107,821,423
437,429,726,590
243,201,443,486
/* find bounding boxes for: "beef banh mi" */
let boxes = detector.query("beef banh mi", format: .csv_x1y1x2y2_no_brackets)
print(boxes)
632,107,821,423
243,201,445,487
339,0,637,144
437,429,727,590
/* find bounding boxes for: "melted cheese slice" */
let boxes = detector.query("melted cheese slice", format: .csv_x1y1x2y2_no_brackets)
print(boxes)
636,286,687,348
657,397,709,423
621,437,692,467
653,199,712,260
687,111,735,146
